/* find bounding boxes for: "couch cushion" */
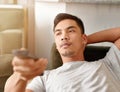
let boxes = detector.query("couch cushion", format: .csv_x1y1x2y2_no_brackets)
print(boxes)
0,7,24,31
0,29,22,54
0,54,13,92
0,54,13,77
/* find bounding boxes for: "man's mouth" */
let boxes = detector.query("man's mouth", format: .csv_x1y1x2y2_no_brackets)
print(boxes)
60,43,71,48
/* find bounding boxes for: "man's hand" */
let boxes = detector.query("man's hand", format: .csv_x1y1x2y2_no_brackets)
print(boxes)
114,38,120,50
12,57,48,81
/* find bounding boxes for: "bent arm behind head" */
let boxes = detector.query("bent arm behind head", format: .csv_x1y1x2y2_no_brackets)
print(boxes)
87,27,120,44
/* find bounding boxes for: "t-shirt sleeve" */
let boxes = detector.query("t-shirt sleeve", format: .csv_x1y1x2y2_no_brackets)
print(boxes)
26,76,45,92
103,44,120,80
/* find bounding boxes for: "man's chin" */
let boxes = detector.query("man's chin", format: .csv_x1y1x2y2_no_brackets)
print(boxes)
61,51,74,57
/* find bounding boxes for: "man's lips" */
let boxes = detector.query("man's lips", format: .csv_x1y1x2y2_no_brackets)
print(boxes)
60,43,71,48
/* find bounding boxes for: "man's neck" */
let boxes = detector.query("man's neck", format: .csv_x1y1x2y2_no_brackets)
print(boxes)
61,55,85,63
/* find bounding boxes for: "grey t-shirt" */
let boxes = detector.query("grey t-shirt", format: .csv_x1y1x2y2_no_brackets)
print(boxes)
27,44,120,92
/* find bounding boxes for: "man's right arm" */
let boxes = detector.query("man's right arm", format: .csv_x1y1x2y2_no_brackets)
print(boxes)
4,57,48,92
4,73,30,92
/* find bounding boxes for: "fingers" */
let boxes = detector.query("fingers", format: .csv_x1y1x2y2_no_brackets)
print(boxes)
12,57,48,80
114,38,120,50
20,48,26,51
36,58,48,74
12,56,35,67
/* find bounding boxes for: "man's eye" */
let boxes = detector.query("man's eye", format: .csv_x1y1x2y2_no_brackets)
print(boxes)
56,32,61,36
69,29,75,32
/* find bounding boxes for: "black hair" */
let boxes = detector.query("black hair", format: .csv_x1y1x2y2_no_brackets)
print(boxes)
53,13,85,34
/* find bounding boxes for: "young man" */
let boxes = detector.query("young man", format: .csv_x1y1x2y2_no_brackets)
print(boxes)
5,13,120,92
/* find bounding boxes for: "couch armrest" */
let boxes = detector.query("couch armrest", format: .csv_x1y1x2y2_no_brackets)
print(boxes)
0,54,13,91
0,54,13,77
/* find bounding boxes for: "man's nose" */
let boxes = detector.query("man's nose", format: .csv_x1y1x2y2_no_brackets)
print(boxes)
61,32,69,41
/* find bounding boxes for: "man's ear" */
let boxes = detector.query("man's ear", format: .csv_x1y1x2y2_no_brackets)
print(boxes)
82,34,88,45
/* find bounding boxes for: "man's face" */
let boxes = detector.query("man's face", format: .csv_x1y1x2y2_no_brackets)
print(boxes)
54,19,87,58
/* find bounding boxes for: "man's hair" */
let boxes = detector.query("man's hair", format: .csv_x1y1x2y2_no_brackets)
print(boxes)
53,13,85,34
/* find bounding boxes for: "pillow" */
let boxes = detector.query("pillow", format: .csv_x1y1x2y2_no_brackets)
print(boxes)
49,43,62,69
0,54,13,77
0,29,23,55
0,7,24,31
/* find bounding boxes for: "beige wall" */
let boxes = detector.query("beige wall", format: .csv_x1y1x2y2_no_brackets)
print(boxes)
0,0,17,4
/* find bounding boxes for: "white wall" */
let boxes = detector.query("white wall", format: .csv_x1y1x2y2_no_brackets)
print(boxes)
35,2,120,62
66,3,120,35
35,2,66,61
66,3,120,46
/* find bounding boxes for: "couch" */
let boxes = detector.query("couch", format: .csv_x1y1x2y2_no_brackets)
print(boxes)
0,54,13,92
49,43,110,70
0,5,24,92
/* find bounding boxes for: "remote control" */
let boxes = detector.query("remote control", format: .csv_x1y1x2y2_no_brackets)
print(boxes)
12,49,44,76
12,49,38,61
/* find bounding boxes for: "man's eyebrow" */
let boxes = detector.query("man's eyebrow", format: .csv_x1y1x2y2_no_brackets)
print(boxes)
67,26,76,30
54,26,76,33
54,29,61,33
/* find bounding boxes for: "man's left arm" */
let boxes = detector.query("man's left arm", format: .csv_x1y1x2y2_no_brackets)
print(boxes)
89,28,120,79
87,27,120,45
114,38,120,50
